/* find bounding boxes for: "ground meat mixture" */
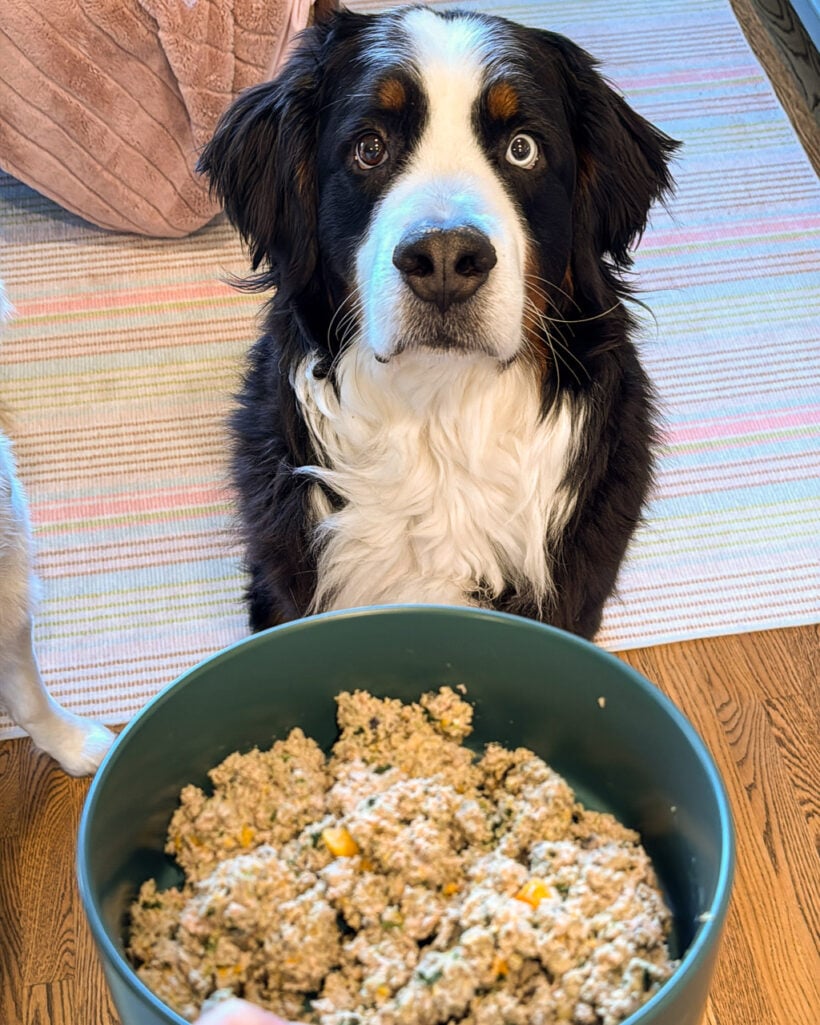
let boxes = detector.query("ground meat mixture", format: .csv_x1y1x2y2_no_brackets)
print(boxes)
128,688,678,1025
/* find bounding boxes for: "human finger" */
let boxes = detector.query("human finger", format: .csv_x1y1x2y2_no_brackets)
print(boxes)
194,997,294,1025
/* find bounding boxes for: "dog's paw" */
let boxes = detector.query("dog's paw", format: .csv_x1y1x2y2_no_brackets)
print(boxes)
55,719,116,777
30,714,116,777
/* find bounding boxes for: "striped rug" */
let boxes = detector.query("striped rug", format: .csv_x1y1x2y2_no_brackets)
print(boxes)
1,0,818,737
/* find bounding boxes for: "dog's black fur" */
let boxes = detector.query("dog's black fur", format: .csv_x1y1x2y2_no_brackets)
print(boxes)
199,6,679,638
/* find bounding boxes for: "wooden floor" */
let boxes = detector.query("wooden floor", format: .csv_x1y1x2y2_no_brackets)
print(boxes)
1,2,819,1023
747,0,820,143
733,0,820,170
1,624,818,1025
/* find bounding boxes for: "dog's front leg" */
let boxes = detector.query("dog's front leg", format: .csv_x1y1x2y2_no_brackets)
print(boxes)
0,618,114,776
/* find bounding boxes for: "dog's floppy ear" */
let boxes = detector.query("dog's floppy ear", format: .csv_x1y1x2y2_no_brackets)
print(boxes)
312,0,340,23
197,34,324,295
557,38,680,268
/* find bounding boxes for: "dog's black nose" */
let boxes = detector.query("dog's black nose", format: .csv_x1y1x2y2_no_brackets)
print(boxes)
392,227,497,313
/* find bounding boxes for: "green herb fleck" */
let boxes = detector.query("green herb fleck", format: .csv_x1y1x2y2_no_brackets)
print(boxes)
416,967,443,986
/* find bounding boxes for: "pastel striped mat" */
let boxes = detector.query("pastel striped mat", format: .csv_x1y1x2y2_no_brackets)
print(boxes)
1,0,818,738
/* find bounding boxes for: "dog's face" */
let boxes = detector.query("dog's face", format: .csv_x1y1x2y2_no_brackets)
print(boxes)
338,9,568,363
200,6,676,366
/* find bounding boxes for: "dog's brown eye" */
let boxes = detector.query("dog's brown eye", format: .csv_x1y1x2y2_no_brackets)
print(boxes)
355,132,388,169
506,133,539,170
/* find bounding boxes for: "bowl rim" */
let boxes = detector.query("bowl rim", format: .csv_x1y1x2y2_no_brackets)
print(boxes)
77,604,735,1025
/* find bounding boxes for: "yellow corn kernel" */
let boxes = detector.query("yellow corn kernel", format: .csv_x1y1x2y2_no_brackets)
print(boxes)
439,717,452,729
376,985,390,999
514,877,552,908
442,882,460,896
322,826,360,857
215,965,242,986
240,825,255,848
491,955,508,977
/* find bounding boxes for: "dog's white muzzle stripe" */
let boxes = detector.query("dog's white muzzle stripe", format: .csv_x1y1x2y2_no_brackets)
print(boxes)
356,8,526,362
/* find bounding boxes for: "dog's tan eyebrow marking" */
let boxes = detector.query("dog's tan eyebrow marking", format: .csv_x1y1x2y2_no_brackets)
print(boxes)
376,77,407,112
486,80,519,121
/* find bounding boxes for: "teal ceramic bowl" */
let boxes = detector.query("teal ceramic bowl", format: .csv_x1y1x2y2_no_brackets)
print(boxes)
78,605,734,1025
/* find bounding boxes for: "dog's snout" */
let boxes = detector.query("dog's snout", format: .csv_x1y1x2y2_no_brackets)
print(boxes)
392,227,497,313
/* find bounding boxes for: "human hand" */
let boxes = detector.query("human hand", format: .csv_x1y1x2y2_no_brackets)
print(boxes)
194,997,295,1025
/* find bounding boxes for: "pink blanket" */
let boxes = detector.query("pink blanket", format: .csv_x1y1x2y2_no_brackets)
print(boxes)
0,0,314,236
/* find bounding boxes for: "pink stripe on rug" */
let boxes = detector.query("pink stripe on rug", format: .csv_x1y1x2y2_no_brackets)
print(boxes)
668,407,820,445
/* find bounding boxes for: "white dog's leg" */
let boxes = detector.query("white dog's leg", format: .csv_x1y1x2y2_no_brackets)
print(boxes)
0,618,115,776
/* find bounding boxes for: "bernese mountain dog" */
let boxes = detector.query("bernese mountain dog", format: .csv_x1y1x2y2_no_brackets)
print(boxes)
199,4,679,639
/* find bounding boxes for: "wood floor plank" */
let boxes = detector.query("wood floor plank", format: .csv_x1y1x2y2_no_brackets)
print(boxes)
25,978,74,1025
730,0,820,171
19,756,81,987
748,0,820,117
706,897,778,1025
739,626,820,842
0,834,26,1025
0,736,23,839
762,690,820,840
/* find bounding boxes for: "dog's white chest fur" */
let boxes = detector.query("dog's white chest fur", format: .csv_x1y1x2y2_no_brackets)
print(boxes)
293,349,580,612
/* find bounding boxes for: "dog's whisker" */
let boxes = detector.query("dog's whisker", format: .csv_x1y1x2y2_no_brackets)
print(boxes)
333,326,357,366
523,298,587,387
523,296,583,365
523,298,566,390
522,299,586,391
334,296,365,353
327,295,366,375
525,273,584,313
547,331,590,384
524,277,621,327
326,290,362,350
326,302,350,348
547,303,621,327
